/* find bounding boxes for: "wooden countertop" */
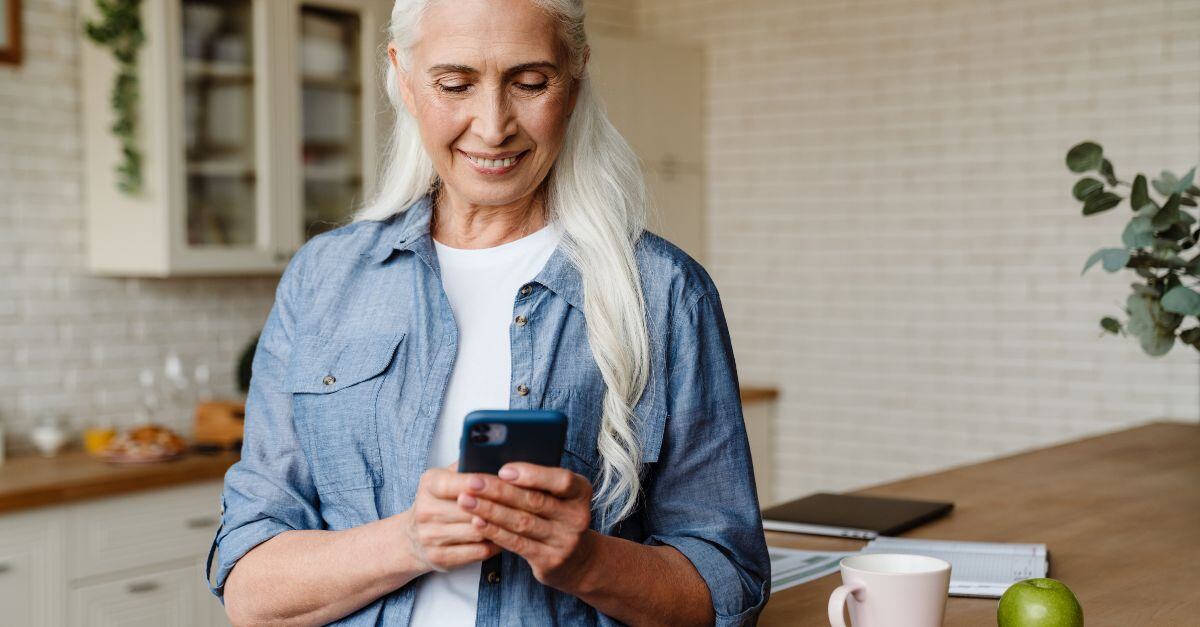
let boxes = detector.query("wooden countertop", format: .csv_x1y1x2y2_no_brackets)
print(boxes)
0,386,777,516
0,449,239,515
760,420,1200,626
740,385,779,404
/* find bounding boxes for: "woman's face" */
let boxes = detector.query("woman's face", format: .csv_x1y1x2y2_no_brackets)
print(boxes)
389,0,582,209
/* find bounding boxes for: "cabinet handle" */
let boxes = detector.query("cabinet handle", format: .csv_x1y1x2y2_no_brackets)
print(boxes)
185,515,220,529
127,581,160,594
0,563,11,575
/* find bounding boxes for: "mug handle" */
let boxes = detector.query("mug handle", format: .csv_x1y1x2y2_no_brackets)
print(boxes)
827,582,865,627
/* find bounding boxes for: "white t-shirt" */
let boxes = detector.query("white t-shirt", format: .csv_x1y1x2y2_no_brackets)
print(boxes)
409,221,562,626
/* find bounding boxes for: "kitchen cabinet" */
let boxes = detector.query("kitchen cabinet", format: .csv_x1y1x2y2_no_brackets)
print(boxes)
79,6,705,276
69,564,212,627
79,0,389,277
0,509,68,626
0,480,227,626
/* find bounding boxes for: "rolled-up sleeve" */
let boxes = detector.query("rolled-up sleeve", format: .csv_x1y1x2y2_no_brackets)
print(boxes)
643,290,772,626
206,245,322,601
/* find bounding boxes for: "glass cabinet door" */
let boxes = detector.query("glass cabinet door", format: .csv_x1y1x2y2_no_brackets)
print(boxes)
180,0,259,248
298,5,364,240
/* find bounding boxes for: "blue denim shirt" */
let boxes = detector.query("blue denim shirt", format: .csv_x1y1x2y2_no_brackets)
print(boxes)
208,193,770,625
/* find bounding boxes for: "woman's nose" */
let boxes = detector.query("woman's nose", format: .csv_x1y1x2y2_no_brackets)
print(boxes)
470,86,517,146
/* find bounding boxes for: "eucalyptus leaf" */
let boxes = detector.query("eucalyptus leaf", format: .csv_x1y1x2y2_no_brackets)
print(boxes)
1153,171,1180,196
1181,328,1200,346
1152,194,1181,230
1100,317,1121,334
1181,197,1197,207
1177,167,1196,194
1066,142,1103,173
1131,174,1151,211
1186,256,1200,276
1072,177,1104,201
1126,294,1181,356
1135,202,1160,218
1122,217,1155,248
1178,210,1196,226
1188,185,1200,196
1083,191,1122,215
1100,159,1117,186
1082,248,1130,274
1153,236,1184,252
1162,286,1200,315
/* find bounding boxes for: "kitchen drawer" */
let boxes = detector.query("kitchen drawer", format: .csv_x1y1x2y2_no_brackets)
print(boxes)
0,508,68,626
69,562,205,627
69,481,223,580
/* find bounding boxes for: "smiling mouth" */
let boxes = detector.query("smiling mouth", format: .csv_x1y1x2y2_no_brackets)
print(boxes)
459,150,528,171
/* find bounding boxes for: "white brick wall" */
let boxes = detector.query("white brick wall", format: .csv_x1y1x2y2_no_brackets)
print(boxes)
0,0,637,453
636,0,1200,502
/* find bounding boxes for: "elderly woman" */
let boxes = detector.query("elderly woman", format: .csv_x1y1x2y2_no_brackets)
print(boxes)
208,0,769,625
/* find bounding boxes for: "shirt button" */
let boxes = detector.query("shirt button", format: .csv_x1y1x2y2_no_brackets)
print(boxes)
514,315,528,326
516,384,529,396
520,284,532,297
322,375,336,386
487,570,501,584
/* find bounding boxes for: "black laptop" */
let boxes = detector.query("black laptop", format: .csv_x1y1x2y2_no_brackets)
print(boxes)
762,492,954,539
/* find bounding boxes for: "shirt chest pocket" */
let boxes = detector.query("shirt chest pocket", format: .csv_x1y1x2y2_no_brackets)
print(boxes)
543,386,665,481
287,332,407,493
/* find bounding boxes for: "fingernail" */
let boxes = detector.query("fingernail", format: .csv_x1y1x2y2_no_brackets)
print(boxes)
469,476,485,490
498,466,518,480
473,516,486,528
460,494,478,509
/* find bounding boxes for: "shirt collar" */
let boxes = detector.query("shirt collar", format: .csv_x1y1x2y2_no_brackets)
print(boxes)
364,193,436,265
365,191,585,310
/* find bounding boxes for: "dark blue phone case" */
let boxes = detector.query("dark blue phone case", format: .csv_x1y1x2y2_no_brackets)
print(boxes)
458,409,568,474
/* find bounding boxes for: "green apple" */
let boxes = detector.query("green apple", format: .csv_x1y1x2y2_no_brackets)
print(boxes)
997,578,1083,627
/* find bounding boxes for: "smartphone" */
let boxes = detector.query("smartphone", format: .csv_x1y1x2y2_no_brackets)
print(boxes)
458,409,568,474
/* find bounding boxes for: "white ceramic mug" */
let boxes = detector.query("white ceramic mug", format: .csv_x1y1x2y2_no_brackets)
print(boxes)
827,553,951,627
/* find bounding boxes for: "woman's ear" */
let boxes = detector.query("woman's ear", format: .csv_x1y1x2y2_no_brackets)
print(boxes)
388,42,417,117
566,45,590,117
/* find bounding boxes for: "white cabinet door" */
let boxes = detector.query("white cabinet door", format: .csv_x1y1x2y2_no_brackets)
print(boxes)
70,564,202,627
69,482,223,580
0,509,68,626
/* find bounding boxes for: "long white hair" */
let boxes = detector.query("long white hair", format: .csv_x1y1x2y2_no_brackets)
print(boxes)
353,0,652,526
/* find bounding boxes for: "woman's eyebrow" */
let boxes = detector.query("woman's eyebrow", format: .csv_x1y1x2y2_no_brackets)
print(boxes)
426,61,559,76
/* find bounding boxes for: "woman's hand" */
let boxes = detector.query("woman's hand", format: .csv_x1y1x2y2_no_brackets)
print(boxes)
403,462,502,573
456,462,598,592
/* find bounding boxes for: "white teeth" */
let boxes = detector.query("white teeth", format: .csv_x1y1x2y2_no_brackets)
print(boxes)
467,153,519,168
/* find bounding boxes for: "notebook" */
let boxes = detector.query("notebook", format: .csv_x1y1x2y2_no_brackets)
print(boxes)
861,537,1050,598
761,492,953,539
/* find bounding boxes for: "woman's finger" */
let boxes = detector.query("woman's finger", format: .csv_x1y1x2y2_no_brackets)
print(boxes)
417,522,489,546
423,541,501,572
465,474,561,519
497,462,590,500
471,514,546,561
422,468,474,500
414,492,476,524
459,493,555,541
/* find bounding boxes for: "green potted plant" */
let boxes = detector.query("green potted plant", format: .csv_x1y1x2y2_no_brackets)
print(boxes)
1068,141,1200,356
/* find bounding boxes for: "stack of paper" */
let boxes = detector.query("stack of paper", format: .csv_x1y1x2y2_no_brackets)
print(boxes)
768,547,855,592
861,537,1049,598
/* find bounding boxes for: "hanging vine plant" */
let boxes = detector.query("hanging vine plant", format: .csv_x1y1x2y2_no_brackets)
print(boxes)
83,0,146,195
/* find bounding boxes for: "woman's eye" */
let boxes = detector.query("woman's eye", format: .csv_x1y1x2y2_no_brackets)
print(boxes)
517,82,548,92
437,84,470,93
